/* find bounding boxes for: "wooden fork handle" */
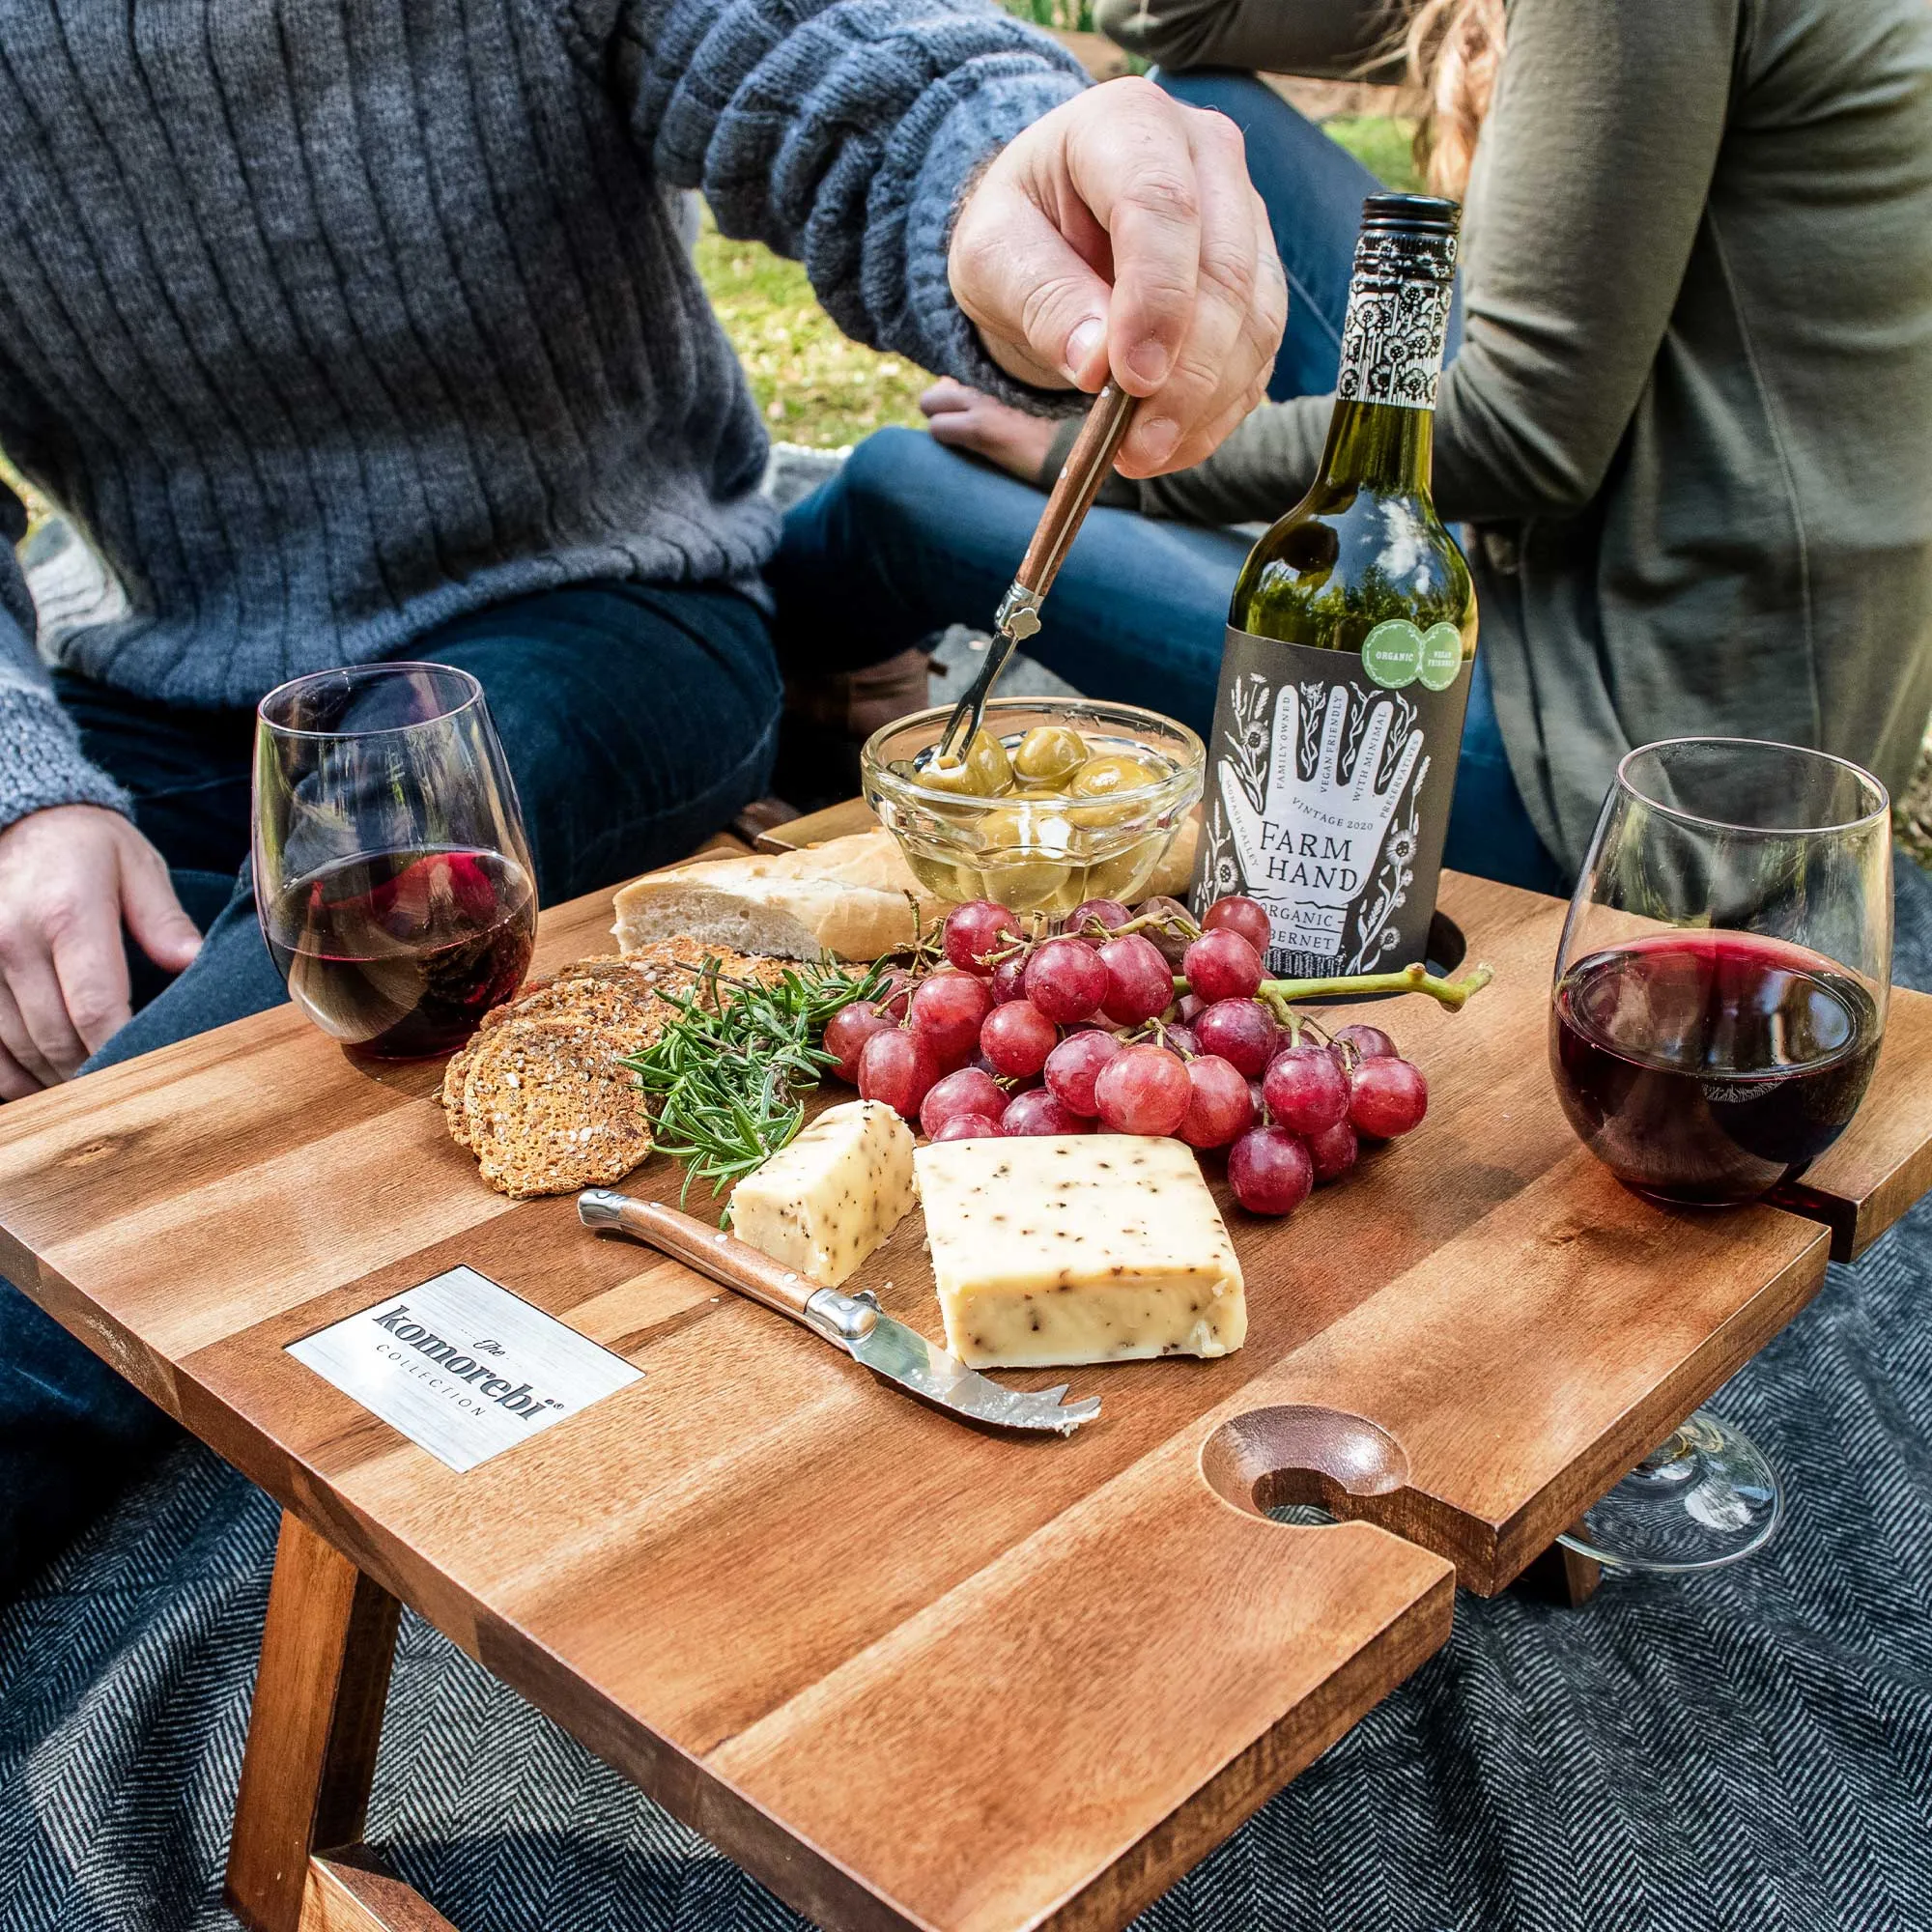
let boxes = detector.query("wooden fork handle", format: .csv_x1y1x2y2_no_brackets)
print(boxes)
1015,382,1139,600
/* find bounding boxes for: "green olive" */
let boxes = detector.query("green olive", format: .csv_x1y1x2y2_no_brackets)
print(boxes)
1085,834,1168,903
921,726,1015,799
974,801,1075,855
901,848,980,902
1068,752,1164,800
969,802,1079,910
1066,751,1165,827
1011,724,1090,787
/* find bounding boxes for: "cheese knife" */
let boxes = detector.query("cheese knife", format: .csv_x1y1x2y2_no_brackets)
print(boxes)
577,1189,1101,1437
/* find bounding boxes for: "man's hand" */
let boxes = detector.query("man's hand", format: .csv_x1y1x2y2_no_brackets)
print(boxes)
0,806,202,1097
949,76,1286,480
920,378,1058,482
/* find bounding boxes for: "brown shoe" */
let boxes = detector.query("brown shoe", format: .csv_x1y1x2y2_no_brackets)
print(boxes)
774,647,933,811
782,646,932,738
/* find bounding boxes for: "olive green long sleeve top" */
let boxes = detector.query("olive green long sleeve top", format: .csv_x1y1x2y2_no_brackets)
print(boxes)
1096,0,1932,872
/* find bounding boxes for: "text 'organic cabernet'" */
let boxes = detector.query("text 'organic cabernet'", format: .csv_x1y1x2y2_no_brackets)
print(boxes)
1193,193,1474,978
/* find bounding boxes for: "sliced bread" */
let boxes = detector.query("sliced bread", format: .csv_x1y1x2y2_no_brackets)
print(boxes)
611,830,944,962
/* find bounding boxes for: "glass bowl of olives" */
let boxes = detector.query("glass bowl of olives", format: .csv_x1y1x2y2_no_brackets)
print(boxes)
862,697,1205,916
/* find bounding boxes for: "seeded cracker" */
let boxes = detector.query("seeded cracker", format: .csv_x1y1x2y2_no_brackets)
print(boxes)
441,941,795,1183
462,1016,655,1198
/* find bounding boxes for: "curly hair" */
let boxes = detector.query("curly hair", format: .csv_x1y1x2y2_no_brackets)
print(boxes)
1402,0,1507,201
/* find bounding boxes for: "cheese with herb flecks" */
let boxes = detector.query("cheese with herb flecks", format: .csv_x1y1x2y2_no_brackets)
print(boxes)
728,1100,917,1288
913,1135,1245,1368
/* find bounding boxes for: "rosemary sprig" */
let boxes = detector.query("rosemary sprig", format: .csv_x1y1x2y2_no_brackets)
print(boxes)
623,956,885,1215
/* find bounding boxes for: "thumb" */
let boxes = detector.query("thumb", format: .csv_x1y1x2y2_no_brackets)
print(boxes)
118,836,203,974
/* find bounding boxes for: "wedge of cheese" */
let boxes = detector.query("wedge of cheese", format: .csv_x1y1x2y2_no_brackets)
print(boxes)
914,1135,1245,1368
728,1099,917,1288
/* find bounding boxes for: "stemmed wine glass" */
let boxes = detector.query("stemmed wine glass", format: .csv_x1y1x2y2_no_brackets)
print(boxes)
1548,738,1891,1572
253,663,538,1059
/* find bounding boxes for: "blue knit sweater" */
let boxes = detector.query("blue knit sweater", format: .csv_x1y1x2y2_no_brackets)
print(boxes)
0,0,1085,829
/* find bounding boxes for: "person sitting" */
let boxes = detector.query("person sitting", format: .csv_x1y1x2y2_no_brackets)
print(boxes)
770,0,1932,898
0,0,1286,1598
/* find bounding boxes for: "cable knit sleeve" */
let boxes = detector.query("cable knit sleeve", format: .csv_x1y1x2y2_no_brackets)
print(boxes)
555,0,1088,405
0,486,133,833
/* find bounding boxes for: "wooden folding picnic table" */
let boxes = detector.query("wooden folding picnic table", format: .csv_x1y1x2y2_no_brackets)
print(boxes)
3,813,1928,1932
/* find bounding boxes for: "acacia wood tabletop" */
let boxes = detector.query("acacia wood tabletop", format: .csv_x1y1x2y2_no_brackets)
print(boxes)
3,838,1929,1932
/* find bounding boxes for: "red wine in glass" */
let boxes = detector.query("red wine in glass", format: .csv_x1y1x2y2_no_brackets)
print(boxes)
265,846,535,1059
1550,929,1882,1206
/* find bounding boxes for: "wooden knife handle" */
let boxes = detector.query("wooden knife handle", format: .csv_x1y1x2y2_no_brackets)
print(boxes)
1015,382,1139,600
577,1189,819,1323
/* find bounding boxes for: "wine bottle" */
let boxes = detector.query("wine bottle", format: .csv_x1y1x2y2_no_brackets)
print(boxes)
1193,192,1475,980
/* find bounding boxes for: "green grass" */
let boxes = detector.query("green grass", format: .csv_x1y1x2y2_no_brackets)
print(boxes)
1325,116,1422,193
694,208,933,449
1003,1,1095,28
0,450,43,526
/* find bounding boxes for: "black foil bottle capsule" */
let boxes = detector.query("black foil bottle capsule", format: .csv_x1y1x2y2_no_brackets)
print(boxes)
1193,193,1475,978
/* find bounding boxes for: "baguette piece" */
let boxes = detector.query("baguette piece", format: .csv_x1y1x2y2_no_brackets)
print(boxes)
611,830,944,962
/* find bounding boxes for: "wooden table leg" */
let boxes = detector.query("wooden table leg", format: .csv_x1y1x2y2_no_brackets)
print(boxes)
1515,1520,1605,1608
225,1509,456,1932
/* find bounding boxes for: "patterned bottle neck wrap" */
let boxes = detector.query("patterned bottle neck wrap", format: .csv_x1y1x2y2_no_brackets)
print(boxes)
1334,225,1459,412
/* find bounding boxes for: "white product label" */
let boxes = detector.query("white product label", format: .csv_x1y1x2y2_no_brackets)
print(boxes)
287,1266,642,1472
1193,636,1470,979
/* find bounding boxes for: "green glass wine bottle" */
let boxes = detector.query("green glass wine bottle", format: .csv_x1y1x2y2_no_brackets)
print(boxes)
1193,192,1475,980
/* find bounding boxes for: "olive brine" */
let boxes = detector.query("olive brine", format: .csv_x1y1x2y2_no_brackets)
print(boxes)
1194,192,1475,980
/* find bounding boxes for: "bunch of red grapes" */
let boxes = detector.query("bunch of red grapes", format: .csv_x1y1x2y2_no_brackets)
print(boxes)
821,893,1430,1217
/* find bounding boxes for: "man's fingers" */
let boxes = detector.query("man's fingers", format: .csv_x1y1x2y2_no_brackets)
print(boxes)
949,76,1287,469
0,1040,38,1102
118,835,203,976
1131,371,1270,483
1117,158,1280,476
1117,108,1254,473
0,950,87,1081
0,978,52,1093
48,898,135,1059
1065,81,1207,398
952,188,1114,391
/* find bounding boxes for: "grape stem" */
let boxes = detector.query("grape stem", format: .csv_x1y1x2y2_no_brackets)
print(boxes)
1254,961,1494,1014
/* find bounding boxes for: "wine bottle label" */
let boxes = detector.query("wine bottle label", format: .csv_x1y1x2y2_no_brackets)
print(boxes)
1193,628,1471,979
1334,225,1458,412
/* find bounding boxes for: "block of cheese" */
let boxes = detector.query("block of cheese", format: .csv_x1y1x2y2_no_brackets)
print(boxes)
728,1099,918,1288
913,1135,1245,1368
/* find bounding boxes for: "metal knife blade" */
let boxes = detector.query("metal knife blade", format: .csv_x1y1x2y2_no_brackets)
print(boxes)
846,1304,1102,1436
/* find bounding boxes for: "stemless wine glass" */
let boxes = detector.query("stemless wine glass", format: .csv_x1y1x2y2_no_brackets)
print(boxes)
1550,737,1891,1572
253,664,538,1059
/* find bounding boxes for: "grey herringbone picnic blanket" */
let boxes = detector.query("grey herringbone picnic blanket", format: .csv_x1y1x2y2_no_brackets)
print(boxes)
7,863,1932,1932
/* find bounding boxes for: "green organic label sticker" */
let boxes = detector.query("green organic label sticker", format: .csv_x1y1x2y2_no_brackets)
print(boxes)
1360,618,1427,689
1361,617,1465,691
1418,622,1465,692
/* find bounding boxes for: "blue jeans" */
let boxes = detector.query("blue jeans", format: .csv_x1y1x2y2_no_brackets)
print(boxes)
771,75,1560,895
1,580,780,1600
